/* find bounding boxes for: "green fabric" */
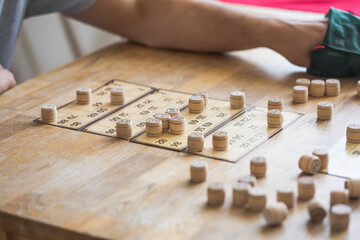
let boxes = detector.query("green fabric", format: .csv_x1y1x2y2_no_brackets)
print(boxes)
308,8,360,77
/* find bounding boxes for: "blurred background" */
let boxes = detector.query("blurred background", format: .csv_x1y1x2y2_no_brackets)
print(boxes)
10,13,121,84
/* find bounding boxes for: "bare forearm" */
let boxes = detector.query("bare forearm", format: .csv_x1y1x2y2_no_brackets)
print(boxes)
70,0,327,67
70,0,279,52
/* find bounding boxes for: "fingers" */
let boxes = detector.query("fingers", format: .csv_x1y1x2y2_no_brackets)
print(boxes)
0,68,16,94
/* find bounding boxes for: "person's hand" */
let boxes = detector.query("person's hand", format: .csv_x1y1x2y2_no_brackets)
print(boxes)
0,65,16,94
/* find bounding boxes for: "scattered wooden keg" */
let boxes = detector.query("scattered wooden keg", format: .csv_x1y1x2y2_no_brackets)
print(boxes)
293,85,308,103
312,148,329,170
346,124,360,143
264,202,288,226
190,160,208,183
169,116,186,134
41,104,57,123
111,88,126,105
250,156,266,178
317,102,333,120
298,155,321,175
116,119,132,139
230,91,245,109
330,190,349,207
296,78,311,93
207,182,225,206
248,187,267,211
187,132,205,152
330,204,351,231
212,131,228,151
165,108,181,117
298,177,316,201
277,186,295,209
155,113,171,132
308,200,327,223
267,109,283,128
233,182,250,207
268,98,284,110
237,175,256,187
345,179,360,198
146,118,162,137
325,79,340,96
76,87,92,104
311,80,325,97
194,91,208,107
188,95,204,113
357,80,360,96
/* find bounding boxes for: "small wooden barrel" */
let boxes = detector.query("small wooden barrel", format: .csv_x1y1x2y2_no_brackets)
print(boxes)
312,148,329,170
276,186,295,209
187,132,205,152
268,98,284,110
346,124,360,143
190,160,208,183
264,202,288,226
293,85,308,103
233,182,250,207
325,79,340,96
165,108,181,117
250,156,267,178
330,204,351,231
295,78,311,93
188,95,204,113
146,118,162,137
76,87,92,104
248,187,267,211
116,119,132,139
155,113,171,132
194,91,208,107
298,177,315,201
169,116,186,135
207,182,225,206
212,131,228,151
298,155,321,175
311,80,325,97
317,102,333,120
345,179,360,198
267,109,283,128
111,88,126,105
230,91,245,109
308,200,327,223
41,104,57,123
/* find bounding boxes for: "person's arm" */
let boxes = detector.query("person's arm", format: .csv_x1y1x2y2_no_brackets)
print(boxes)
68,0,327,67
0,65,16,94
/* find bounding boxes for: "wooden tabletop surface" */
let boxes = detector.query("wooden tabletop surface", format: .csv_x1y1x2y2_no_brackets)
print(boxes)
1,8,360,239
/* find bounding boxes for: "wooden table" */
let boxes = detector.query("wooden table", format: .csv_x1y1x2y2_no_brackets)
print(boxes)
1,11,360,239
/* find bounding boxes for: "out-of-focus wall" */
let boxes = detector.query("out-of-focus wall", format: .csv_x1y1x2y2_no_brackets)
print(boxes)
10,13,120,83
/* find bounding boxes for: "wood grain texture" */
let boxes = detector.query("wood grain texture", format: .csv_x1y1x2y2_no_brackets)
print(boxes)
1,22,360,239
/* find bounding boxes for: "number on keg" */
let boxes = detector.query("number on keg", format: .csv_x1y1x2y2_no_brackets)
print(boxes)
156,139,167,144
170,142,182,147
